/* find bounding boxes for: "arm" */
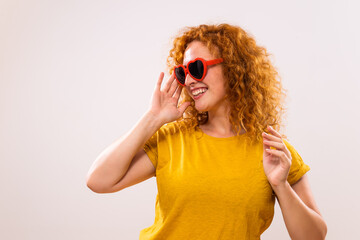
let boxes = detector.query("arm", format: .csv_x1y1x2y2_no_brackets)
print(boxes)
272,175,327,240
86,111,163,193
262,126,327,239
86,72,190,193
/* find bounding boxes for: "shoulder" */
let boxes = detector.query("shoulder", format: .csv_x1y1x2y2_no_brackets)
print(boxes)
282,138,299,154
159,120,195,136
282,138,292,148
282,139,306,165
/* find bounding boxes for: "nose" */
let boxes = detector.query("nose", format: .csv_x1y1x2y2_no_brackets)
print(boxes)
184,73,197,87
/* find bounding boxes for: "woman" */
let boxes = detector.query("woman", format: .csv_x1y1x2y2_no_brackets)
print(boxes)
86,23,327,239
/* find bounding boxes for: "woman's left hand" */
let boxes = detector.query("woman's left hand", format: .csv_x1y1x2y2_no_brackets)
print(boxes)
262,126,292,187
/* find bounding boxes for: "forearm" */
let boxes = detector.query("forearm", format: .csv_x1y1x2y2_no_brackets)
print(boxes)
272,182,327,240
86,111,163,191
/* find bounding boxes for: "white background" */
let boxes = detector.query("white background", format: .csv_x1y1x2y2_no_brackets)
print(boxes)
1,0,359,239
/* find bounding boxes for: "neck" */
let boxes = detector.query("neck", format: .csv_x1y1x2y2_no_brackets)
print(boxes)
201,101,241,136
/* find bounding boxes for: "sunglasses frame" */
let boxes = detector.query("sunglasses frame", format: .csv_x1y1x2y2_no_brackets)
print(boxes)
174,57,223,86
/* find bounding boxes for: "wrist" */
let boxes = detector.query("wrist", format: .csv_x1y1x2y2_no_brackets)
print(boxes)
144,111,165,129
271,181,290,193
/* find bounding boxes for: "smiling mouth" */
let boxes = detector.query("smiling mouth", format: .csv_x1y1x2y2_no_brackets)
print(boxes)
193,89,207,100
191,88,208,96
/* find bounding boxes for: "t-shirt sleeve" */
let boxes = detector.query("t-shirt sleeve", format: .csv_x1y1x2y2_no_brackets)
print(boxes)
143,123,172,174
283,139,311,185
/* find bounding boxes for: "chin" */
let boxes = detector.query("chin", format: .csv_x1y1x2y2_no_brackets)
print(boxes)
194,103,209,112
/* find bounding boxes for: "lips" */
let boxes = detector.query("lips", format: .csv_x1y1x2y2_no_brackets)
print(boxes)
190,87,208,95
190,87,207,91
192,89,207,100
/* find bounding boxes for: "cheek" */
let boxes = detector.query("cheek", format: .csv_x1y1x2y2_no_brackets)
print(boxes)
215,81,227,95
208,86,227,100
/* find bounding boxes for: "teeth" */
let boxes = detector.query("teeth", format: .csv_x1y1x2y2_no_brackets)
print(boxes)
192,88,207,96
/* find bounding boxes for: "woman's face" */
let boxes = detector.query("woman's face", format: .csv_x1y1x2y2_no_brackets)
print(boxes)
183,41,228,113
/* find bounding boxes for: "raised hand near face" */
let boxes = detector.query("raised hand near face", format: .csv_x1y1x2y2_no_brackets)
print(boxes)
148,72,191,125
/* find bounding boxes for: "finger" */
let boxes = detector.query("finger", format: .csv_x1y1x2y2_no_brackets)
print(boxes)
163,72,176,92
262,131,281,142
266,145,291,159
168,76,178,95
156,72,164,91
263,139,284,150
265,148,285,157
265,148,291,164
178,101,191,114
267,126,282,138
173,84,183,99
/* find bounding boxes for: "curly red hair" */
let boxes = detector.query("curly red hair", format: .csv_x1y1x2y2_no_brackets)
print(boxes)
167,23,288,143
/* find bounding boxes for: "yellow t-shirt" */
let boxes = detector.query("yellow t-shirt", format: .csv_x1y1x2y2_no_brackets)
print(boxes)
139,121,310,240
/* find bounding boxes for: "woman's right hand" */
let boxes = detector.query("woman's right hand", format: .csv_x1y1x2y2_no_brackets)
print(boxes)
147,72,191,125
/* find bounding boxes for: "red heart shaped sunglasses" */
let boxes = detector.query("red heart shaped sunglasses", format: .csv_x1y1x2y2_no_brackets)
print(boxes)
173,57,223,86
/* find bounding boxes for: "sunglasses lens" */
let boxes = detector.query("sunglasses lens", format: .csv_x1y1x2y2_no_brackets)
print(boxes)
188,60,204,80
175,67,186,84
